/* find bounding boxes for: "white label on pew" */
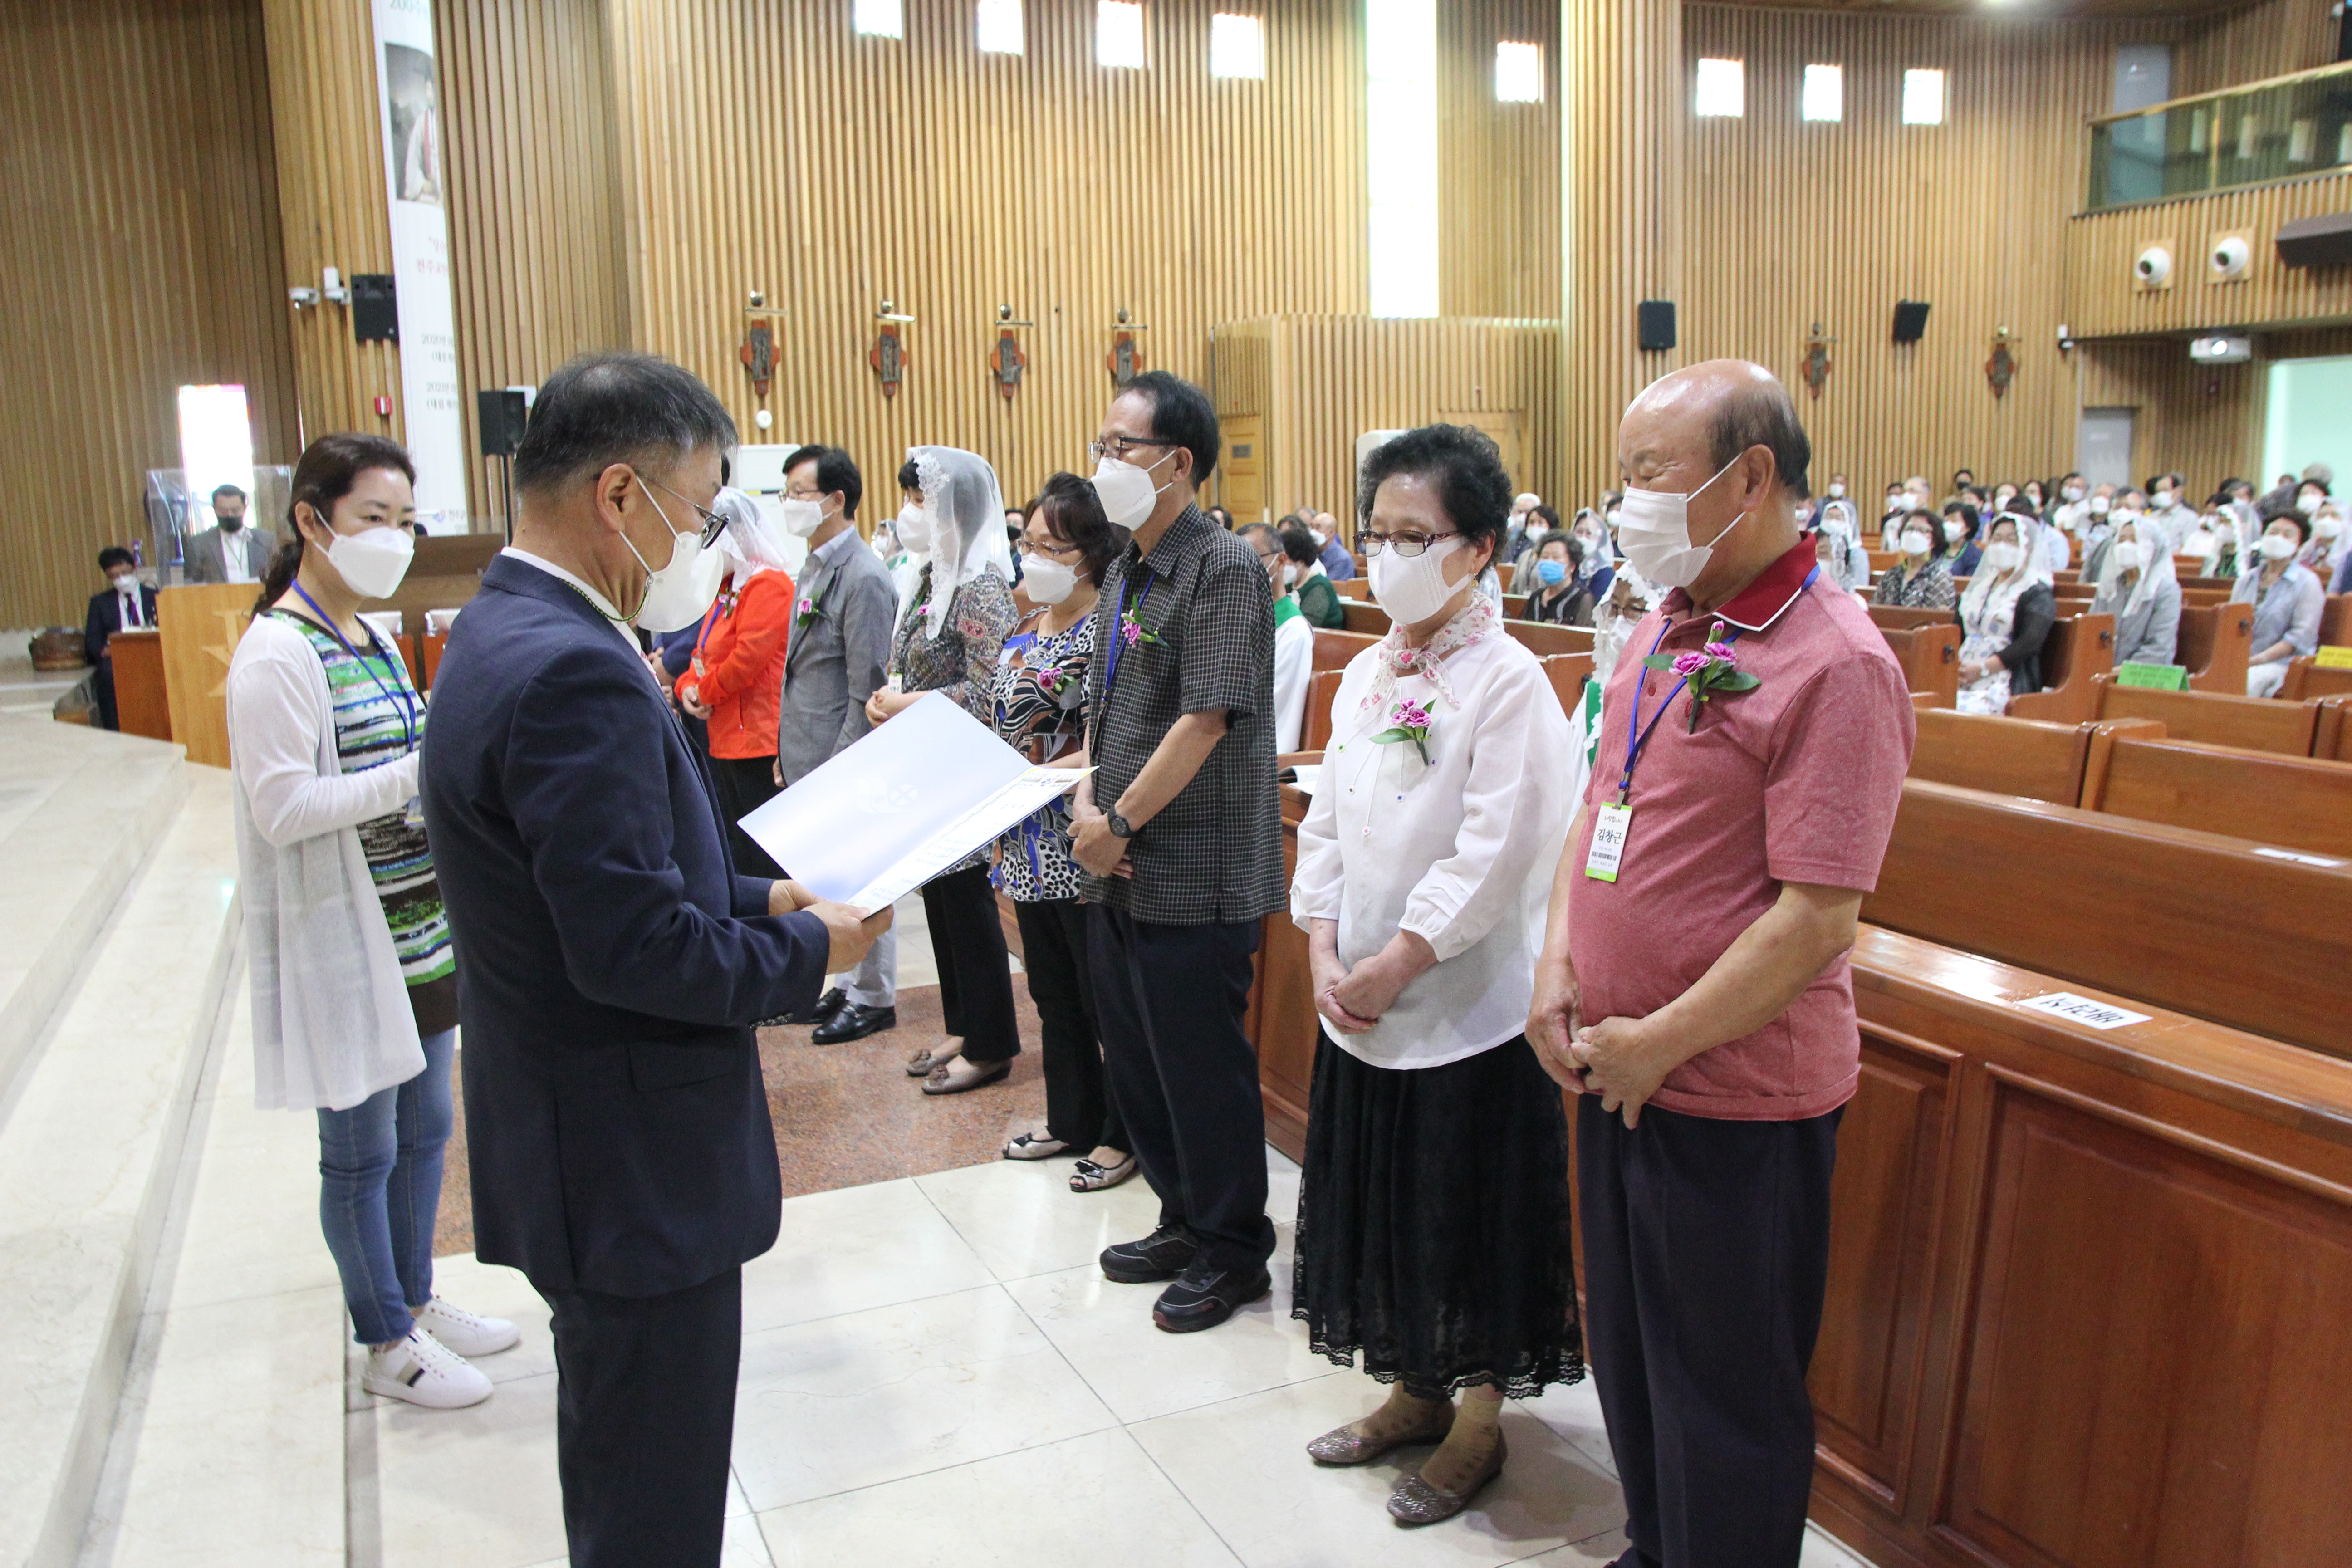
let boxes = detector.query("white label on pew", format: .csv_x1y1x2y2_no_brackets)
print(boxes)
2253,846,2345,869
2015,992,2152,1030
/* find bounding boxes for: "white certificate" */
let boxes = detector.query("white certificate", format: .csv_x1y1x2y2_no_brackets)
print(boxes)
739,691,1085,911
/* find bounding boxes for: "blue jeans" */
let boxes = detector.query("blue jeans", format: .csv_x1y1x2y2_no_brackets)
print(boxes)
317,1028,455,1345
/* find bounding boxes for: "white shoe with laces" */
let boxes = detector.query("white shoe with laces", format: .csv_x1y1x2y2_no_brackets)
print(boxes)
412,1297,520,1358
362,1328,493,1410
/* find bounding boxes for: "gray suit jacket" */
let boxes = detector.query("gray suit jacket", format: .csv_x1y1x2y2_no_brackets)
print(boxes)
184,525,276,584
775,531,898,785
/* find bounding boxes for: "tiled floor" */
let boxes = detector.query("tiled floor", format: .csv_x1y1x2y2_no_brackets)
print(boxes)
367,1153,1878,1568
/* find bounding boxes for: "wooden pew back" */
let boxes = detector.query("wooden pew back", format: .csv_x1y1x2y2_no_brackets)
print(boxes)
1311,628,1381,670
1874,622,1960,706
2176,601,2253,693
1301,669,1345,749
1867,604,1953,633
1340,601,1390,635
1504,621,1589,658
2004,614,2115,723
2318,695,2352,761
1539,653,1592,717
2092,675,2322,755
1907,709,2104,804
1866,779,2352,1058
1334,576,1374,601
2323,593,2352,648
2282,655,2352,701
2083,732,2352,858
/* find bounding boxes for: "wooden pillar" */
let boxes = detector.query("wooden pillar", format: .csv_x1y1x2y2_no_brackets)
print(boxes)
1559,0,1685,501
260,0,404,450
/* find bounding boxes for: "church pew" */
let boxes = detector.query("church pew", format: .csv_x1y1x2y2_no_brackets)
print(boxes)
1874,623,1960,707
2318,695,2352,761
2039,674,2325,755
2323,593,2352,648
1504,621,1589,658
1340,601,1390,635
1502,593,1529,617
1904,708,2131,805
1910,690,1950,711
1300,670,1345,750
2001,614,2114,723
1867,604,1953,633
1311,628,1380,671
1865,777,2352,1058
2282,655,2352,701
1334,576,1373,601
2176,601,2252,693
2080,731,2352,859
1540,652,1593,716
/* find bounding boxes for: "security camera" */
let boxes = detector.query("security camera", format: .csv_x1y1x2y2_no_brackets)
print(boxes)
2210,235,2250,279
2135,245,2173,286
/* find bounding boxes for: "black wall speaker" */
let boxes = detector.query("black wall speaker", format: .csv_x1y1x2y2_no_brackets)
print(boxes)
1891,300,1932,343
351,274,398,343
477,389,529,457
1637,299,1676,352
2276,212,2352,270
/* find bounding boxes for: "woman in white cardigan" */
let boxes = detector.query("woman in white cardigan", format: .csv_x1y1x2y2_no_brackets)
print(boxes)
226,434,514,1410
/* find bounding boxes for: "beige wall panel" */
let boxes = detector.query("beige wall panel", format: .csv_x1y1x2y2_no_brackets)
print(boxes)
1441,0,1563,320
2079,324,2352,496
2063,171,2352,339
2177,0,2341,97
1673,5,2185,500
0,0,299,628
261,0,407,447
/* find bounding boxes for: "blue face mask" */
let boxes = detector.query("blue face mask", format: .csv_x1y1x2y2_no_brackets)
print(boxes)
1536,558,1568,586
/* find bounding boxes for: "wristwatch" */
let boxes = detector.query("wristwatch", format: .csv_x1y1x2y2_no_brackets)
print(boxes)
1107,811,1136,840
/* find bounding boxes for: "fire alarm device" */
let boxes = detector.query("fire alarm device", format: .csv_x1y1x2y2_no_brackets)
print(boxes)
375,394,393,417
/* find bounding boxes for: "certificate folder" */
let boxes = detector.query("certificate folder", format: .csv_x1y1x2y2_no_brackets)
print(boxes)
739,691,1085,912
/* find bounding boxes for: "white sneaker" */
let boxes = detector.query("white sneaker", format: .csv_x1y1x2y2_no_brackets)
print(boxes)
363,1328,494,1409
412,1297,521,1358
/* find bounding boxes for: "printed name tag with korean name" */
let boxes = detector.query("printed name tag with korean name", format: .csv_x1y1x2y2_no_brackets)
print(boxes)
2014,991,2151,1030
1584,803,1632,882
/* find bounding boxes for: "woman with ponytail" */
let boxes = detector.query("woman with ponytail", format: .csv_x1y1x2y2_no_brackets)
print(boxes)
225,433,517,1409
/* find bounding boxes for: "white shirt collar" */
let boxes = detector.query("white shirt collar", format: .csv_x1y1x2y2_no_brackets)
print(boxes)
501,547,637,638
813,526,860,566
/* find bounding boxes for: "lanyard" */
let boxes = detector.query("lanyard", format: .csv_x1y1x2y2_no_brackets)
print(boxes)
289,584,418,754
1101,565,1153,698
1615,564,1816,805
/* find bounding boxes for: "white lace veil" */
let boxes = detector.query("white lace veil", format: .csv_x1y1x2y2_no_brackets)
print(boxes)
1959,511,2054,639
710,486,787,580
907,446,1014,640
2091,514,2177,624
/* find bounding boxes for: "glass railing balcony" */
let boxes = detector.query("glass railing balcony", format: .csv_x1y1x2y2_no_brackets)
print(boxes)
2087,62,2352,212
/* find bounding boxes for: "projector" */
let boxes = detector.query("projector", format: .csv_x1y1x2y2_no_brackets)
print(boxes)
2189,335,2252,363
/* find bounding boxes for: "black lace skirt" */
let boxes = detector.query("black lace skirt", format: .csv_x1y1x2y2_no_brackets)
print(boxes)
1292,1031,1584,1399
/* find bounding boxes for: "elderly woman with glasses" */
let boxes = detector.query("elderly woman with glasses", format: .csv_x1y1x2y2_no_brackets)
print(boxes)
1290,423,1584,1529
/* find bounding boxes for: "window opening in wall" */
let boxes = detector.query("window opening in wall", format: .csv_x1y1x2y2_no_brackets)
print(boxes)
1695,58,1744,118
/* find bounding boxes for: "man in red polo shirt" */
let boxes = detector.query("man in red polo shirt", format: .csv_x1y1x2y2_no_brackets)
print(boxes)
1529,360,1913,1568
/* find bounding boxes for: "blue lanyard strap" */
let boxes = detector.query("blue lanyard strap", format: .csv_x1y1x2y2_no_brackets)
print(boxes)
1101,565,1153,698
289,583,418,755
1616,564,1816,805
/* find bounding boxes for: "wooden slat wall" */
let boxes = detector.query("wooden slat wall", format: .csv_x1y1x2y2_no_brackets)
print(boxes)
2078,322,2352,492
1670,5,2184,501
0,0,299,629
260,0,406,448
434,0,631,525
429,0,1378,519
1441,0,1562,320
2062,171,2352,339
1213,314,1560,522
2176,0,2341,98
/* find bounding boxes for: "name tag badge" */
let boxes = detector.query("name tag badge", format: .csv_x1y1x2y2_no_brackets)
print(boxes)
1585,803,1632,882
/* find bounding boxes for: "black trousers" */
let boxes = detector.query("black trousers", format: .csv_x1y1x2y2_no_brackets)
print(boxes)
543,1266,743,1568
708,753,784,879
1576,1096,1842,1568
93,662,120,730
1087,905,1272,1274
921,863,1020,1063
1013,897,1127,1152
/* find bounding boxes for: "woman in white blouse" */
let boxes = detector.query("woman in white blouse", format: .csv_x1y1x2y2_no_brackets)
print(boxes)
1289,425,1584,1529
225,434,516,1411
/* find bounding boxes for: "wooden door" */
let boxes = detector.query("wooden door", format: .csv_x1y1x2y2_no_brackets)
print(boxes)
1220,415,1266,525
1438,409,1525,493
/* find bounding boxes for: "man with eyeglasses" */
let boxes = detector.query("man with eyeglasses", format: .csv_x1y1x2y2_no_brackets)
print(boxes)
423,353,889,1568
1068,371,1284,1334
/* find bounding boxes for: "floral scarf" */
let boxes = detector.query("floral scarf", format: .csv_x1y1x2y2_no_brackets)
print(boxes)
1352,591,1501,735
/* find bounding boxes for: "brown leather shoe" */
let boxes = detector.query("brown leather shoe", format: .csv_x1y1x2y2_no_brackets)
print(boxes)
1387,1429,1508,1527
1304,1399,1456,1466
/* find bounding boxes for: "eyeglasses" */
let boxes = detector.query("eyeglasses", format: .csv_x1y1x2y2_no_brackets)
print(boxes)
1358,530,1457,559
1015,538,1084,560
646,475,730,545
1088,435,1174,463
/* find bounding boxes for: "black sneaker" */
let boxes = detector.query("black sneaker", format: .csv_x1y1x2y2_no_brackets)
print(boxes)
1099,1222,1199,1284
1152,1258,1271,1334
812,1002,896,1044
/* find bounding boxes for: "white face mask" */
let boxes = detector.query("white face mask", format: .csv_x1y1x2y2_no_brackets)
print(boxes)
1826,482,1845,498
1943,518,1967,543
1603,509,1621,531
108,573,137,594
2089,495,2110,515
1901,529,1932,557
1984,541,2023,573
779,498,828,538
2297,492,2323,515
1308,529,1329,549
1089,452,1173,531
1367,535,1466,624
2315,516,2344,540
323,524,415,600
2111,507,2140,527
1281,562,1299,587
2063,485,2085,502
625,479,727,632
1616,453,1746,589
894,502,933,554
1020,557,1078,604
2260,533,2296,562
2109,539,2145,573
2153,490,2176,509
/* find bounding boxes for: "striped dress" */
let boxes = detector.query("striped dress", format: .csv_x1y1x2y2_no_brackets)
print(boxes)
271,611,458,1035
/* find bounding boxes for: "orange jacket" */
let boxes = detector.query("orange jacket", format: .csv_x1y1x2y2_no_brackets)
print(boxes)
679,568,793,760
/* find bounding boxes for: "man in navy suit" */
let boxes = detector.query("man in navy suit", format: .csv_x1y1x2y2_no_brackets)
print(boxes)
84,546,159,731
421,353,889,1568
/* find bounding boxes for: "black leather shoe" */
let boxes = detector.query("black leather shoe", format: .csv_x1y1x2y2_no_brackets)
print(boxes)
773,986,849,1028
1152,1258,1271,1334
1099,1223,1198,1284
812,1002,895,1044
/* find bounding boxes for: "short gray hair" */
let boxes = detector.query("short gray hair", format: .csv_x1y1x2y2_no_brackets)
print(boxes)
514,352,736,495
1707,375,1811,493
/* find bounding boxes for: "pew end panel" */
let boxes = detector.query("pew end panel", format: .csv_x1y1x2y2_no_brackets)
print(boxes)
1875,622,1961,709
1301,670,1345,750
1340,601,1390,635
2317,695,2352,761
1253,782,1319,1162
1539,653,1592,718
2176,602,2253,695
1334,577,1374,601
2001,614,2112,725
2281,655,2352,702
2321,593,2351,649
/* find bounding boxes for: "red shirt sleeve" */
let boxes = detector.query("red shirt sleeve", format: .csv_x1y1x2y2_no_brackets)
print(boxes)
695,571,794,705
1762,650,1914,892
